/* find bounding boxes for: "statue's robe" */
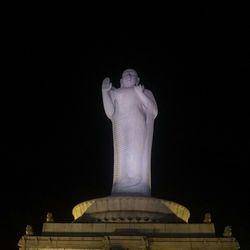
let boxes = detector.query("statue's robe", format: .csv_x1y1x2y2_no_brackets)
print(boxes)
105,87,157,196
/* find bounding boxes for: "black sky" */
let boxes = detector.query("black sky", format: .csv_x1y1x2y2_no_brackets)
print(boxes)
1,6,249,249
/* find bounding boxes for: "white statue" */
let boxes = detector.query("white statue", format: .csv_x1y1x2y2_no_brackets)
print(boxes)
102,69,158,196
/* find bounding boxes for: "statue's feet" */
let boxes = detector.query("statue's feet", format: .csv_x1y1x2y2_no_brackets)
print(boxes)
118,176,142,188
111,176,150,196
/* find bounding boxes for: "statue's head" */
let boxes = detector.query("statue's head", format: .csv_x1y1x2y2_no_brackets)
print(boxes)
120,69,140,88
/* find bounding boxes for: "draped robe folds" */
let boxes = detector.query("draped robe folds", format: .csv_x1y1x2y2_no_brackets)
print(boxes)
103,87,157,196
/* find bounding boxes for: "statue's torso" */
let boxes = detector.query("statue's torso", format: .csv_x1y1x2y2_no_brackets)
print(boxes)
111,88,145,119
109,86,154,196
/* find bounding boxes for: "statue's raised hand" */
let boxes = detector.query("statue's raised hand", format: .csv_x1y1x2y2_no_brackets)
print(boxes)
102,77,112,91
134,84,144,94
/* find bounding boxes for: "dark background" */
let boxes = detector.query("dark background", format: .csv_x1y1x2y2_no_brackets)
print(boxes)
1,5,249,249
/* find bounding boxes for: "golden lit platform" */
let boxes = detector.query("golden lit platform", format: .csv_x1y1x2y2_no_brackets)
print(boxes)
72,196,190,223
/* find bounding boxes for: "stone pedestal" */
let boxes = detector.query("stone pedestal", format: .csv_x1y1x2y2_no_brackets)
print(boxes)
18,196,240,249
72,196,190,223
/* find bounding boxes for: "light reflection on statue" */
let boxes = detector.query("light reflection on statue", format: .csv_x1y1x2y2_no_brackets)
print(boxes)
102,69,158,196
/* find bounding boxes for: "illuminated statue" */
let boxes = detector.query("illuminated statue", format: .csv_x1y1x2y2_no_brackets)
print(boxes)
203,212,212,223
25,225,34,236
46,212,54,222
102,69,158,196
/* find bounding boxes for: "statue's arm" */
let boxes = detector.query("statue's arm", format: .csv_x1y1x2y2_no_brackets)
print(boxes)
102,77,115,119
135,86,158,119
143,89,158,118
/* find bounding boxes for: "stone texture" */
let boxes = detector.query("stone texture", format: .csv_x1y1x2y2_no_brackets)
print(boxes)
18,226,240,249
18,197,240,249
72,196,190,223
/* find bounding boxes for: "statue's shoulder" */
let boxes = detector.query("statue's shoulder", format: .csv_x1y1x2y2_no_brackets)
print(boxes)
144,88,153,94
109,87,121,101
144,88,154,97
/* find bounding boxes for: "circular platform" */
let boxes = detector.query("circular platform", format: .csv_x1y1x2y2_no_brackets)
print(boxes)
72,196,190,223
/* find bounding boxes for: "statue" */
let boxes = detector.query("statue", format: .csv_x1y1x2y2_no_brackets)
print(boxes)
46,212,54,222
203,212,212,223
25,225,34,235
223,225,232,237
102,69,158,196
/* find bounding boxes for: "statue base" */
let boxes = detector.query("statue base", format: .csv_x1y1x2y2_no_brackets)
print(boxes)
18,196,240,249
72,196,190,223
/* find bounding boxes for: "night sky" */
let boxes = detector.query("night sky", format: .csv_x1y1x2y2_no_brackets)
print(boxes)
1,6,249,249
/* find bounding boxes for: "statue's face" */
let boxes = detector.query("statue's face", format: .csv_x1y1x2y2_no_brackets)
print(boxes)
120,69,139,88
